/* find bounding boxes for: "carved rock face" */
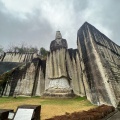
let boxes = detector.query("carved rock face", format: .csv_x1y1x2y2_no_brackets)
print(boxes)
50,31,68,51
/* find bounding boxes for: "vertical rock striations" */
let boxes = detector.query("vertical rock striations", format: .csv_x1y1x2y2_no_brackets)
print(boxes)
2,52,34,62
77,22,120,107
66,49,85,96
3,58,46,96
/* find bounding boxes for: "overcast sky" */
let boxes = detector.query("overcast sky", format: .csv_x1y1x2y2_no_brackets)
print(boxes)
0,0,120,51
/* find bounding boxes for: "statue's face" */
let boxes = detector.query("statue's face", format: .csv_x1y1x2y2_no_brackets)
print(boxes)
56,34,61,39
56,31,62,39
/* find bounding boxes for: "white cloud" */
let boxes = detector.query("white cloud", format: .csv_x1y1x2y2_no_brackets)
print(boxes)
0,0,120,51
1,0,38,13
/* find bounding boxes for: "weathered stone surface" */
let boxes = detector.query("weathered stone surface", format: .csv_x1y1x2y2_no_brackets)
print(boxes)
77,22,120,107
3,58,46,96
46,49,67,79
2,52,34,62
66,49,85,96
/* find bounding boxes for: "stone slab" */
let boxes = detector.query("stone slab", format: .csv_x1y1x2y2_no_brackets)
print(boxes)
13,105,41,120
14,108,34,120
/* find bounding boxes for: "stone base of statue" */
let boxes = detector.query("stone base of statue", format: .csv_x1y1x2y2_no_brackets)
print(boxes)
43,78,75,98
43,88,75,98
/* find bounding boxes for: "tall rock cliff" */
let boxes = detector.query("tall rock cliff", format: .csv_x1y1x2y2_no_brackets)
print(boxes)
77,22,120,107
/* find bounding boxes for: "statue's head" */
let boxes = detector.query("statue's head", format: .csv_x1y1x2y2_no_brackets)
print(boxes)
55,31,62,39
50,31,68,51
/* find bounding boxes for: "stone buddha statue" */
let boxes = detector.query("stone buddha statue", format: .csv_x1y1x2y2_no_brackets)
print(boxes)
44,31,74,97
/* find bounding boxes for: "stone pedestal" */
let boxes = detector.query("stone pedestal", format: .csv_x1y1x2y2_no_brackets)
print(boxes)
43,78,74,98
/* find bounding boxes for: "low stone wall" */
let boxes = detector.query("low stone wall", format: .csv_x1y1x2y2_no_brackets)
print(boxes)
2,52,34,62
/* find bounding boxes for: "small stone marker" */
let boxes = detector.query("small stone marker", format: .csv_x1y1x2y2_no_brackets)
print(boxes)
13,105,41,120
0,109,13,120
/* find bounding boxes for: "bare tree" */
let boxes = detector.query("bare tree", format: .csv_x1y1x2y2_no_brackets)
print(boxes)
6,42,38,53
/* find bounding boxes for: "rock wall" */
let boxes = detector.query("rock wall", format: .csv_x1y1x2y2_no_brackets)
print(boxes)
91,26,120,102
46,48,67,79
3,58,46,96
77,22,120,107
44,48,73,97
2,52,34,62
45,47,85,97
66,49,85,96
45,48,67,90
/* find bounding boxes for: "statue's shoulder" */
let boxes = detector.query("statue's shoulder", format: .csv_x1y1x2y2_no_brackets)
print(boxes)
61,39,67,43
50,40,56,51
61,39,68,48
50,40,55,46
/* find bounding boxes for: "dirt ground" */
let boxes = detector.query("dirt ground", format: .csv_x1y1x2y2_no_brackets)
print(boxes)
0,97,96,120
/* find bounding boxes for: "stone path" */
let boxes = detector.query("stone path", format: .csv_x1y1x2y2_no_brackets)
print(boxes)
107,111,120,120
